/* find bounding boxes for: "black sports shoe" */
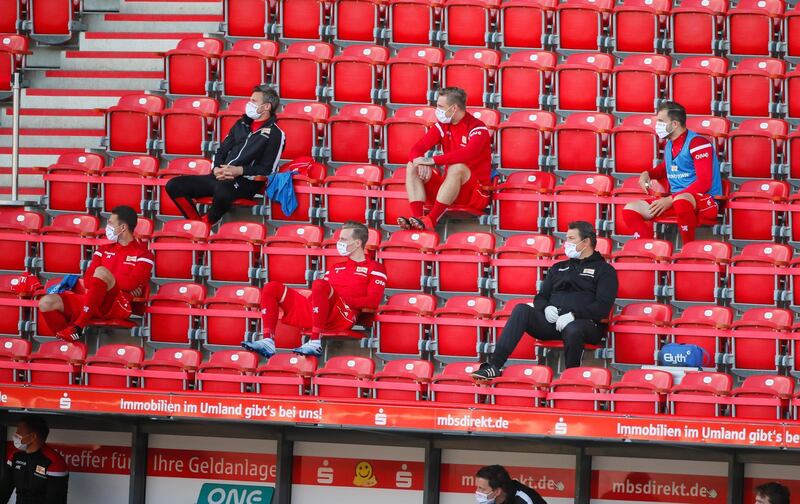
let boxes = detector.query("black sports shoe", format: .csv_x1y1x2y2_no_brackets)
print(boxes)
471,363,501,381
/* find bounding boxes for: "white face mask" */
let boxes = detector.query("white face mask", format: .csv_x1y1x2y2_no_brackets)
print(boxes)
564,240,583,259
655,121,672,140
13,435,27,451
475,491,496,504
245,101,262,120
336,240,352,256
105,224,120,242
435,106,453,124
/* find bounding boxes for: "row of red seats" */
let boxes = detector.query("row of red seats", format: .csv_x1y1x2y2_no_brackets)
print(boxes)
0,35,28,97
223,0,796,60
1,0,80,43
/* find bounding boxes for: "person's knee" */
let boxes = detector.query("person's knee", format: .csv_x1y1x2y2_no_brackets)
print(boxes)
92,266,115,287
624,201,644,212
510,303,533,321
38,295,60,312
311,279,331,297
165,177,182,198
561,324,585,346
673,193,696,207
261,281,285,301
447,163,470,181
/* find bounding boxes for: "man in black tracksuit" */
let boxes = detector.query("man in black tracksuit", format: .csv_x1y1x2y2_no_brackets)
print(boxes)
166,85,286,224
0,415,68,504
473,221,618,378
474,465,548,504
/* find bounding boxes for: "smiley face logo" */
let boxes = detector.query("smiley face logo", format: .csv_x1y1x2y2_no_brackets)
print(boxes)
353,461,377,487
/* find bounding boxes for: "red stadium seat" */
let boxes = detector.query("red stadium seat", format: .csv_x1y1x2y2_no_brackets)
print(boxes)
555,0,613,51
554,113,614,172
145,283,206,346
547,366,611,411
0,35,28,99
27,341,86,386
268,157,327,223
219,39,279,99
668,371,732,417
432,295,494,362
0,337,31,383
786,3,800,61
313,355,375,398
429,362,485,404
0,277,32,338
39,214,100,276
487,363,552,407
376,230,439,291
496,111,556,173
156,158,213,218
204,286,261,348
325,104,386,164
496,51,555,111
611,0,670,54
611,177,650,238
726,118,788,180
670,305,733,365
609,303,672,367
29,0,80,44
207,222,267,283
224,0,273,38
386,46,445,106
611,115,659,177
730,307,791,374
609,369,673,415
83,344,144,389
727,58,785,118
99,155,159,214
552,173,613,234
321,227,381,271
163,38,223,97
322,163,383,224
262,224,323,286
273,288,311,351
278,0,330,41
730,374,794,420
686,115,731,160
197,350,258,394
378,168,413,228
276,42,334,100
0,1,22,34
488,298,538,363
375,292,438,359
498,0,556,51
669,56,728,115
277,102,330,161
492,170,555,234
727,179,789,242
0,209,42,272
669,0,727,56
140,348,202,391
255,353,317,396
160,97,219,156
43,152,105,213
612,54,671,114
492,234,554,298
729,243,791,308
215,99,248,145
382,106,437,167
151,220,209,281
330,45,389,104
726,0,784,57
432,231,494,295
443,0,499,48
388,0,442,46
333,0,386,44
369,359,433,401
554,53,614,112
612,238,673,302
442,49,500,107
670,240,731,305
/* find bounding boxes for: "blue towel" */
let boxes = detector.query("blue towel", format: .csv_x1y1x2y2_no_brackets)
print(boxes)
266,171,298,217
47,274,79,294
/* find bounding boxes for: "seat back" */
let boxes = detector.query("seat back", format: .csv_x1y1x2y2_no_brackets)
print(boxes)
382,293,439,314
320,355,375,376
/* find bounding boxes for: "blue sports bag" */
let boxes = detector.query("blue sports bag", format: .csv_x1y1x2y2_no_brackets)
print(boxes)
658,343,712,368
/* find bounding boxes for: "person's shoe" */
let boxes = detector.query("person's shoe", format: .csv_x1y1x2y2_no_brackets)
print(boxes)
56,325,83,342
294,339,322,357
242,337,276,359
408,215,434,231
397,217,412,230
471,362,501,381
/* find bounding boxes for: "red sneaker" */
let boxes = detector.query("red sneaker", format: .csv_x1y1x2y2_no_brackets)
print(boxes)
55,325,83,342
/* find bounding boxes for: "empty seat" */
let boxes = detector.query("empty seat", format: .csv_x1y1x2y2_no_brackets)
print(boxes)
726,118,788,179
491,234,554,298
686,115,731,159
443,0,499,48
375,292,438,359
215,99,250,147
612,54,671,114
0,337,31,383
333,0,386,44
611,177,650,237
369,359,434,401
150,220,209,281
609,369,673,414
487,363,552,407
325,105,386,164
388,0,442,46
547,366,611,411
497,51,556,111
669,56,728,115
277,102,330,161
668,371,732,417
429,362,485,404
386,47,445,106
255,353,317,396
376,230,439,291
611,115,659,177
219,39,279,99
156,158,213,218
554,53,614,113
29,0,81,44
262,224,324,285
207,222,267,283
0,35,28,99
556,0,613,51
276,42,334,101
730,375,794,420
492,171,555,234
726,0,784,57
611,0,670,54
140,348,202,391
499,0,556,50
727,180,789,242
224,0,273,38
145,282,206,346
730,307,791,374
727,58,785,118
729,243,791,308
204,286,261,348
612,239,673,302
160,98,219,156
670,305,733,365
99,155,159,214
432,232,495,295
313,355,375,398
378,168,413,228
552,173,613,233
554,113,614,172
330,45,389,104
39,214,99,275
432,295,495,361
164,38,223,96
27,341,86,386
0,209,42,272
0,1,22,34
442,49,500,107
83,344,144,389
609,303,672,367
196,350,258,393
669,0,727,56
382,106,437,167
322,163,383,223
43,152,105,213
278,0,330,41
670,240,731,305
496,111,556,173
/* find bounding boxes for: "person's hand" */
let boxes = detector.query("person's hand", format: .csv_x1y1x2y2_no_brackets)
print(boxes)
416,163,432,182
413,156,435,166
648,196,673,217
638,171,651,193
545,306,559,324
213,166,229,180
556,312,575,332
226,165,244,178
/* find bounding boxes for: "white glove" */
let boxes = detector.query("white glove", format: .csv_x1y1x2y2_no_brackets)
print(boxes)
544,306,559,323
556,312,576,332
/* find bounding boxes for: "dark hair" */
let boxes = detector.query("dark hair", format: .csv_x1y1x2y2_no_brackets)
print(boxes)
568,220,597,248
19,414,49,442
657,101,687,127
438,87,467,110
253,85,280,114
756,482,790,504
342,221,369,249
111,205,138,234
476,465,514,494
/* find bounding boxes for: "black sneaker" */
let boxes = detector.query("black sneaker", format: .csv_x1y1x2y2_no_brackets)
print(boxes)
471,363,501,381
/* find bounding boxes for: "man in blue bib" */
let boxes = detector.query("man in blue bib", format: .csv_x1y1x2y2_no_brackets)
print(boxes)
622,101,722,244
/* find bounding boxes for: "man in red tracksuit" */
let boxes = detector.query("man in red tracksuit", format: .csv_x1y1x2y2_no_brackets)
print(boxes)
38,206,154,342
242,221,387,358
397,86,493,231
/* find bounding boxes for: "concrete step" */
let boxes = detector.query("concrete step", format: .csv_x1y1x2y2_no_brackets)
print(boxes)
21,89,138,109
61,51,164,72
0,168,45,189
28,69,163,90
87,13,223,33
0,108,105,129
25,43,65,69
0,128,104,148
0,147,82,168
79,31,198,52
120,0,222,15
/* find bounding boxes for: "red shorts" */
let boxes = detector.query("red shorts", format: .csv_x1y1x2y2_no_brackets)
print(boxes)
647,193,719,223
278,288,356,332
59,286,132,323
423,167,485,206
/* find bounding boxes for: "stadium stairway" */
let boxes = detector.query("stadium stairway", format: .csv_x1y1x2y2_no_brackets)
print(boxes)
0,0,222,200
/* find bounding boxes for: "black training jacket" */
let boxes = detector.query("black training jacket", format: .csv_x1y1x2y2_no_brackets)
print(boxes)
508,480,549,504
533,251,619,323
0,446,69,504
212,115,285,179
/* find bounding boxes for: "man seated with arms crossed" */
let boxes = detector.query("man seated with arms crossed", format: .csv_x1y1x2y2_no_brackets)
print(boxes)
396,86,492,231
38,205,154,342
622,101,722,244
472,221,618,379
243,221,387,358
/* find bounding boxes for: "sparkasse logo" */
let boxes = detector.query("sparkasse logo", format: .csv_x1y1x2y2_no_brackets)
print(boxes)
197,483,274,504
